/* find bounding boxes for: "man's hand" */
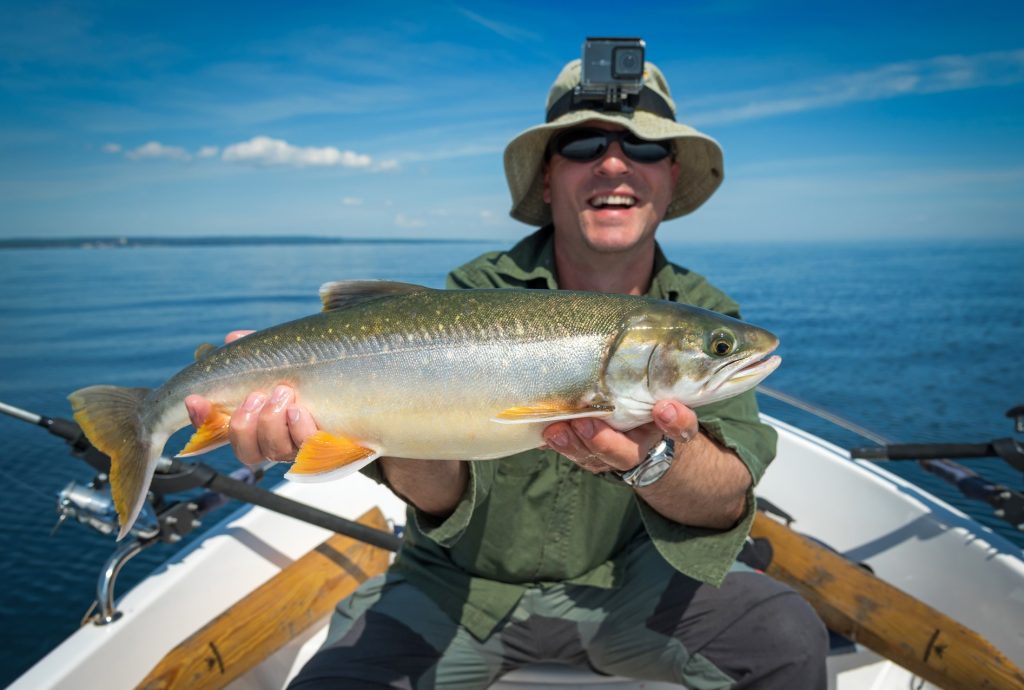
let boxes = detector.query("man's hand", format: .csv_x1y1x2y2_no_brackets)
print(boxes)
543,400,751,529
542,400,698,475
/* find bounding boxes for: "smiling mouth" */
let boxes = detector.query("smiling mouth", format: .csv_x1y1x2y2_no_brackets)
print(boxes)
589,194,637,210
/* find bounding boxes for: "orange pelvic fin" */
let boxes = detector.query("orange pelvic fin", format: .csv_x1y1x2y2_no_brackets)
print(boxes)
178,406,232,457
492,401,615,424
286,431,379,482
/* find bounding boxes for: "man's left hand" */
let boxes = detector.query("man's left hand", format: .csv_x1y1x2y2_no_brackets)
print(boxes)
543,400,699,475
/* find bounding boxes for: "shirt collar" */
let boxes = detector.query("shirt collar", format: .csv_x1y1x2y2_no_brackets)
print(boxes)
494,225,683,299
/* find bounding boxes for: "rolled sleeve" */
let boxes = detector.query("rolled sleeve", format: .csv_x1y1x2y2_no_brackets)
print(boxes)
410,460,497,548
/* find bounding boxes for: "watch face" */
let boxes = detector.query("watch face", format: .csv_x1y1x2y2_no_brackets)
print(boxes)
635,457,672,486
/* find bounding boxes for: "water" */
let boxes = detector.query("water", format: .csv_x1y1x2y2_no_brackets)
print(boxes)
0,238,1021,684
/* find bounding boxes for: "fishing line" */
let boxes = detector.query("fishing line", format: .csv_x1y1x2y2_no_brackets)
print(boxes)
1,467,57,503
757,385,892,445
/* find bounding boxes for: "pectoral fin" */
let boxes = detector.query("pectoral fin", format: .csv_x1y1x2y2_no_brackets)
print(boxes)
285,431,379,482
492,402,615,424
177,405,232,457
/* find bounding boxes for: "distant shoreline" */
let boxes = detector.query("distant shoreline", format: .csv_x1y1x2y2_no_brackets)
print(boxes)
0,236,488,250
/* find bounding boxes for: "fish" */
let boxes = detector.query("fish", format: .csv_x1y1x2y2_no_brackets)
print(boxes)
68,280,781,539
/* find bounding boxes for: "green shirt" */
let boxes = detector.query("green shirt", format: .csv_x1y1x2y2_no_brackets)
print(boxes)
364,226,777,641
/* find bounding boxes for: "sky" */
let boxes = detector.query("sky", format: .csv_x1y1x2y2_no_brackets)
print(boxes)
1,0,1022,242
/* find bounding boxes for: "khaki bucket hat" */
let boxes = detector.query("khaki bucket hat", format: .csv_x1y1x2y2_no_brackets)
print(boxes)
504,59,724,227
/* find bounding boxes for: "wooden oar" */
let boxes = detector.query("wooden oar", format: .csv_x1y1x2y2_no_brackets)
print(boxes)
138,507,391,690
750,511,1024,690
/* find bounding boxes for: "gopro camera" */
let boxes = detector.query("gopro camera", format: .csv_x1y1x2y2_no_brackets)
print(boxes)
578,37,646,111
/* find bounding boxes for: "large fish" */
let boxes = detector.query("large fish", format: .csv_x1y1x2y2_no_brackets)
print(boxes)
69,281,781,539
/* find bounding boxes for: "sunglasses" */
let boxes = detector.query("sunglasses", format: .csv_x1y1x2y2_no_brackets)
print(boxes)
547,128,674,164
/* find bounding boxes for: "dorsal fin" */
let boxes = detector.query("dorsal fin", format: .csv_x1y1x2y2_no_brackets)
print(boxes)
194,342,218,361
318,280,431,312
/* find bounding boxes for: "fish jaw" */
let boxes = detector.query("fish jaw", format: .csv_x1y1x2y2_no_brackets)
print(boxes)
698,352,781,405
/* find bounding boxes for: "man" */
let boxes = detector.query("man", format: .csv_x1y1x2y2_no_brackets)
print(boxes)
187,56,828,688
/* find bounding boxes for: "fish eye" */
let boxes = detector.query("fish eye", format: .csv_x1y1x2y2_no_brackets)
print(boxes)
709,330,736,357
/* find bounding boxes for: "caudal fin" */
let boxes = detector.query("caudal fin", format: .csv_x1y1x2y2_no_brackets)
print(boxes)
68,385,160,540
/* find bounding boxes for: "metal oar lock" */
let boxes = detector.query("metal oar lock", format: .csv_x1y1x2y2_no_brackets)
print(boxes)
0,400,401,627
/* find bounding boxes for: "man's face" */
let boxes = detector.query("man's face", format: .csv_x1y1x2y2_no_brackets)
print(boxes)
543,121,680,256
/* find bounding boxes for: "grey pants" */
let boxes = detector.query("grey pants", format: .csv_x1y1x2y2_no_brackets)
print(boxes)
289,542,828,690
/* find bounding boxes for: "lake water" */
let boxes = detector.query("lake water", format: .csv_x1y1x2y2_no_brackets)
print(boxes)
0,238,1021,684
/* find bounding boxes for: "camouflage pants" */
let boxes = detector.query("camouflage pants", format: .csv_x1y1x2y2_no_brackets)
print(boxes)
289,540,828,690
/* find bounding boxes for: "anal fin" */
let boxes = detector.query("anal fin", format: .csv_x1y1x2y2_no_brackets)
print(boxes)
285,431,379,482
492,401,615,425
178,406,232,457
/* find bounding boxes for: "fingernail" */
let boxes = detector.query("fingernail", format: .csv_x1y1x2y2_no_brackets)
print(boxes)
658,406,678,424
185,397,198,423
576,419,595,439
244,393,266,412
287,407,301,424
271,385,291,410
549,431,569,448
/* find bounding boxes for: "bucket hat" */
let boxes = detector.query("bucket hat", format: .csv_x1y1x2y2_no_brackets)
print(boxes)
504,59,724,226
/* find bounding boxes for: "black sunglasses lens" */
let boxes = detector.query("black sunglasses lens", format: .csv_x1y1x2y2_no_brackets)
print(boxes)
621,135,672,163
554,130,607,161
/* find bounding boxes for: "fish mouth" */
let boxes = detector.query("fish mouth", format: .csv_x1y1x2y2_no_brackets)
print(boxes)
705,349,782,393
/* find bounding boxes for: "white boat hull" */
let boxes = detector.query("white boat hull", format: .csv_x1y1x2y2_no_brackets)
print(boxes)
11,416,1024,690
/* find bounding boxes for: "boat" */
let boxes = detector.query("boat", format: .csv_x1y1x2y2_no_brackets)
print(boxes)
4,394,1024,690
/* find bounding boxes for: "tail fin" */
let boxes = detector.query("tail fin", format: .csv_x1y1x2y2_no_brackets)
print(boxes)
68,385,160,540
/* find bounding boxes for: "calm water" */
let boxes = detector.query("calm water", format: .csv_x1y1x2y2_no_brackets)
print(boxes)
0,239,1021,684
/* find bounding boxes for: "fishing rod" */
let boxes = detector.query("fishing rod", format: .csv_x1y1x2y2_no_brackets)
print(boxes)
0,399,402,624
758,387,1024,531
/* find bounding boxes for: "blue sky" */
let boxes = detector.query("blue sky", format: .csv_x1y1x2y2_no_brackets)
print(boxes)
1,0,1022,242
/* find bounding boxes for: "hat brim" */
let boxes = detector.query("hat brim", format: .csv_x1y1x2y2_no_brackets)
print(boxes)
504,110,724,227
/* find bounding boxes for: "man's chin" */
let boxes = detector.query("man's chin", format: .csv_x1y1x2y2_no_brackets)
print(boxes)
579,219,653,253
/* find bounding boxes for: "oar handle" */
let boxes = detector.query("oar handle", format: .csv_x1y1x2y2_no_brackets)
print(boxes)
852,442,997,460
853,438,1024,472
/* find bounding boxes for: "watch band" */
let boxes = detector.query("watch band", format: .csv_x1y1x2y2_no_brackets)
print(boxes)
616,437,676,488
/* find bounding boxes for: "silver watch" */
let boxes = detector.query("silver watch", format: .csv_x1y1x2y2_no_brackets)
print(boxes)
616,438,676,488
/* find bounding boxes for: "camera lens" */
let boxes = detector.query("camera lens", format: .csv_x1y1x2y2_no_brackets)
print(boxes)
613,47,643,78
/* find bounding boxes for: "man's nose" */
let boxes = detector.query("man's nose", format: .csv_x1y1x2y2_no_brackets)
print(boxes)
594,142,631,176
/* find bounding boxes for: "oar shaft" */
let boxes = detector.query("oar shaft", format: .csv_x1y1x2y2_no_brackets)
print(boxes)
751,512,1024,690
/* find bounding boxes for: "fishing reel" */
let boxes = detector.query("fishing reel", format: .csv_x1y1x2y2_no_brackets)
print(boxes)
55,480,158,539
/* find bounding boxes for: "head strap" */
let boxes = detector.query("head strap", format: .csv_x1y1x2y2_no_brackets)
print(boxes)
545,85,676,123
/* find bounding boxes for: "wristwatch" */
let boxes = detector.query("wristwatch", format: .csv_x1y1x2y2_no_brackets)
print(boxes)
616,438,676,488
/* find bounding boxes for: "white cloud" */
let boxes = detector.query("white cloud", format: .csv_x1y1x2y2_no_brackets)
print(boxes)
221,135,372,168
689,49,1024,126
342,196,362,206
197,145,219,158
125,141,191,161
102,142,121,154
395,213,425,229
374,159,400,172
